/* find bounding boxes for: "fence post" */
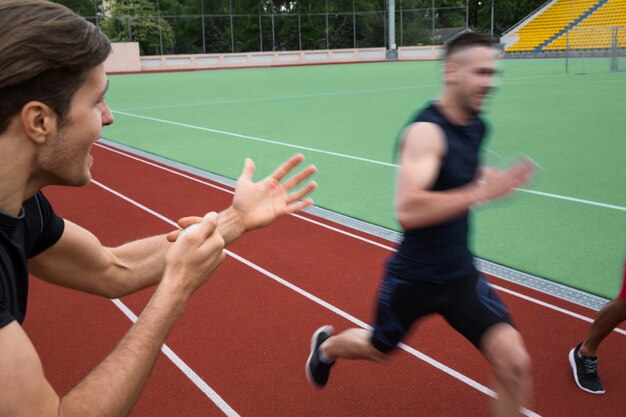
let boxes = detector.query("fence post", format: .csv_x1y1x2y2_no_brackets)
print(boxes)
387,0,397,59
610,26,618,72
565,29,569,73
201,0,206,54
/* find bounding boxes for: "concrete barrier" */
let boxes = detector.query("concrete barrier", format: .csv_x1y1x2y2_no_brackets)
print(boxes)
104,43,444,74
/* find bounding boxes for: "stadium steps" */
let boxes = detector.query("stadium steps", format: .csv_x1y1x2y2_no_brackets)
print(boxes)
535,0,609,51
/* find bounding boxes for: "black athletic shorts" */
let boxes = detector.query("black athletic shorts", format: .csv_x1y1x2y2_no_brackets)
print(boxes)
371,271,514,353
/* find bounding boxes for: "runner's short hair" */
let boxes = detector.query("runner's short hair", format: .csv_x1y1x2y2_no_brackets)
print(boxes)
445,32,493,60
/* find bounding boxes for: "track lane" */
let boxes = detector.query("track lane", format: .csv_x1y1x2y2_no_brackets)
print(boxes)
33,182,494,417
26,142,626,416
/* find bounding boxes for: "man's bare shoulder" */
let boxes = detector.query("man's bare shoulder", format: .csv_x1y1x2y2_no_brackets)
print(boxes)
400,122,447,159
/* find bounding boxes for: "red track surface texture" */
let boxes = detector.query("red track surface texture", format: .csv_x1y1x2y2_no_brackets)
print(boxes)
23,142,626,417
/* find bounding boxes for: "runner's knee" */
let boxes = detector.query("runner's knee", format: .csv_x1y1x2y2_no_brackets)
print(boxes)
492,349,532,388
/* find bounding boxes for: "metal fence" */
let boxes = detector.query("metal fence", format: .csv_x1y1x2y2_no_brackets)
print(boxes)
78,1,469,56
565,26,626,73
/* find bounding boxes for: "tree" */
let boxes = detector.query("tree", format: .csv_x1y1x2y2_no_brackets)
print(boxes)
470,0,547,37
54,0,101,17
100,0,175,55
52,1,559,54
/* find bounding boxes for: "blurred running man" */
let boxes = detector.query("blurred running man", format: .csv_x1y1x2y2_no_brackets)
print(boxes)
306,32,535,417
570,256,626,394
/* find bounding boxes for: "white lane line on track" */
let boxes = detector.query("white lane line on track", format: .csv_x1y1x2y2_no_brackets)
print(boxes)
92,180,240,417
100,142,401,253
94,141,626,335
104,114,626,212
90,178,541,417
110,299,241,417
493,285,626,336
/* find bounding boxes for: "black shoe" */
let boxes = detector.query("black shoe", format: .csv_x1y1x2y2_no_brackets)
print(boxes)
306,325,335,388
569,343,605,394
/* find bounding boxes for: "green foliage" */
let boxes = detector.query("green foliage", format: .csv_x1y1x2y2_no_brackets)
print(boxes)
100,0,175,55
471,0,547,35
54,0,101,16
52,0,553,54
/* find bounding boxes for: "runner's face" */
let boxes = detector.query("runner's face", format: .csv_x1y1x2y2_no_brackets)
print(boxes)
450,46,497,116
37,64,113,186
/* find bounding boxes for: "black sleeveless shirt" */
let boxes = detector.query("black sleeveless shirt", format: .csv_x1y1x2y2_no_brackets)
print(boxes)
387,102,486,283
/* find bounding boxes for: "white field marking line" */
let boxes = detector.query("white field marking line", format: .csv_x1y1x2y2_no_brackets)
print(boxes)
292,214,626,337
514,189,625,211
103,113,626,212
116,84,435,112
92,182,240,417
92,178,540,417
98,141,399,253
94,143,398,253
481,149,625,211
111,111,397,168
94,142,626,334
297,209,626,337
493,285,626,336
114,72,586,112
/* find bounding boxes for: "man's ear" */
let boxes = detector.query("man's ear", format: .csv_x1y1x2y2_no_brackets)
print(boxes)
20,101,57,145
443,61,458,85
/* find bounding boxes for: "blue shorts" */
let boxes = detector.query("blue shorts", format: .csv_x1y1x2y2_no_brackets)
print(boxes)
371,271,513,353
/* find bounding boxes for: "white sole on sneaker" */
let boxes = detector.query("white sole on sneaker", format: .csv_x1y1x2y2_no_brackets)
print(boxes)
568,347,605,395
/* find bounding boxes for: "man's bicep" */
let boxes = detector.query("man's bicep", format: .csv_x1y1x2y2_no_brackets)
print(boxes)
28,220,116,294
0,322,59,416
397,122,445,193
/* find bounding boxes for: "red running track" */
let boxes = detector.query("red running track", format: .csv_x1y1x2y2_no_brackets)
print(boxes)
23,141,626,416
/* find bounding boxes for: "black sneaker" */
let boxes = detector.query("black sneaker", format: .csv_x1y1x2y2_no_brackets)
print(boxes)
306,325,335,388
569,343,605,394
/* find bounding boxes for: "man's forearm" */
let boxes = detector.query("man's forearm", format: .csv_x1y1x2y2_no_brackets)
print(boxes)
58,277,189,417
396,183,482,230
108,235,171,296
111,207,246,296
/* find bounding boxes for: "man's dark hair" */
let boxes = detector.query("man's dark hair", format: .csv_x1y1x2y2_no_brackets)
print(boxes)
444,32,493,60
0,0,111,134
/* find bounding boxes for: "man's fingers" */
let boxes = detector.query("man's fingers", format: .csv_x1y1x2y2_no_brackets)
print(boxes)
166,230,181,242
270,154,305,182
511,157,536,173
178,212,219,241
239,158,256,181
286,199,314,214
197,212,219,238
287,181,318,203
167,216,202,242
509,159,536,186
177,216,203,228
282,165,317,190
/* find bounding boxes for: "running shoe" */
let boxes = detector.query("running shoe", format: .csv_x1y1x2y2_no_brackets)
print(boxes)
306,325,335,387
569,343,605,394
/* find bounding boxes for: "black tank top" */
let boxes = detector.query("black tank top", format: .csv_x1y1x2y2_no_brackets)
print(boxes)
387,102,486,283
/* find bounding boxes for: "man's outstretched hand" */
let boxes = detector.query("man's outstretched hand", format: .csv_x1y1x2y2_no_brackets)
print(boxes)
167,154,317,244
232,154,317,231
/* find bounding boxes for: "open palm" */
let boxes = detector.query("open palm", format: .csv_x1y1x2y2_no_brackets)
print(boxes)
232,154,317,231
